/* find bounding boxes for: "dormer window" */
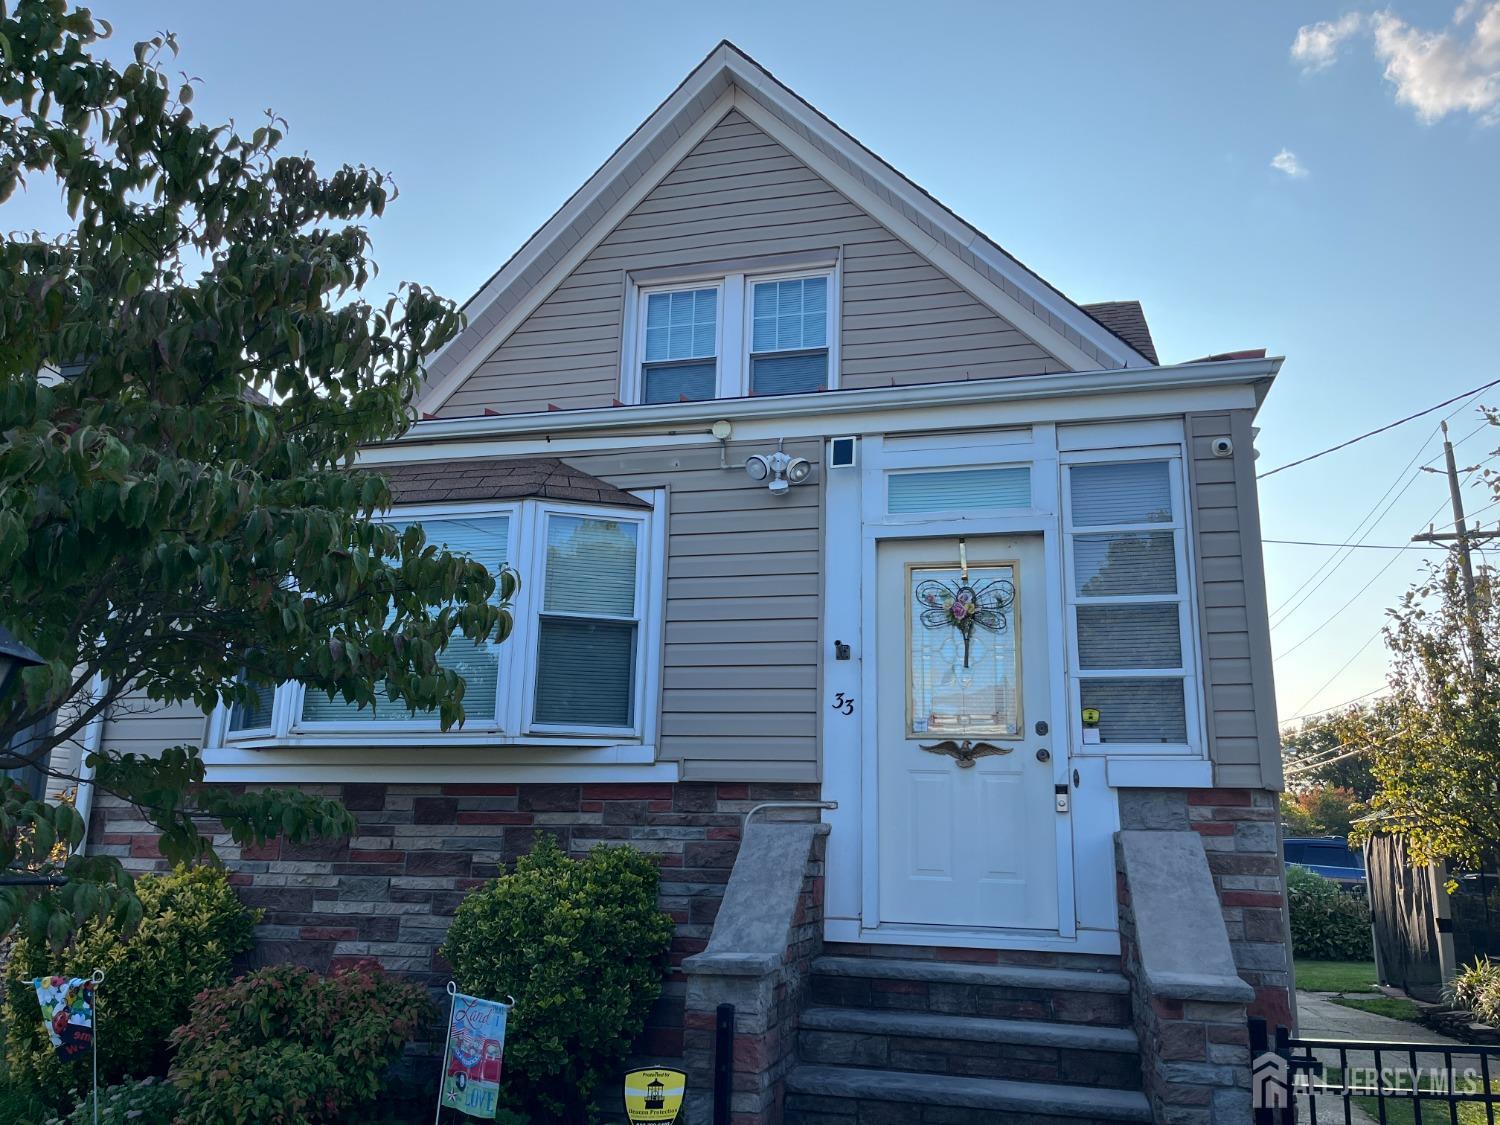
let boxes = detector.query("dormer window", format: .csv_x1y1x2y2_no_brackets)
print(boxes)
623,261,837,405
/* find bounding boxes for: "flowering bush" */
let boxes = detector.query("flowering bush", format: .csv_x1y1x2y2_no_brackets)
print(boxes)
47,1077,179,1125
168,961,430,1124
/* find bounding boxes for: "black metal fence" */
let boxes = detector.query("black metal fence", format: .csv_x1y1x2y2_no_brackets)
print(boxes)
1251,1017,1500,1124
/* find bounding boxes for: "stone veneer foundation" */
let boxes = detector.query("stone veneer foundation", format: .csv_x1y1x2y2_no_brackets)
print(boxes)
90,780,819,1060
90,781,1292,1124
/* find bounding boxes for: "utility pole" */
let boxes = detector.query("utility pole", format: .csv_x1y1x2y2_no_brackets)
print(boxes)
1412,421,1500,674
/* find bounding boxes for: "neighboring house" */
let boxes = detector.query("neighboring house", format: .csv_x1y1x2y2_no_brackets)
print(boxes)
85,44,1290,1125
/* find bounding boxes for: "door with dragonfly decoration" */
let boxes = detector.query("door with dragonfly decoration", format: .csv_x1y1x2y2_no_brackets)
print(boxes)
874,534,1060,931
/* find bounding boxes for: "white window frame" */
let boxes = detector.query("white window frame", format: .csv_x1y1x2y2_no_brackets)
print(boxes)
620,265,838,404
1059,447,1205,757
629,281,725,407
208,493,665,748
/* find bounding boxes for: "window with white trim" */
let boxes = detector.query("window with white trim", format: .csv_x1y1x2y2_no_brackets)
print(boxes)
1063,457,1199,750
220,497,660,743
641,286,720,404
626,267,835,403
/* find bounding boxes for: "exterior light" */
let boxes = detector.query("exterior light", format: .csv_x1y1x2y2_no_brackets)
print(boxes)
745,454,772,482
744,446,813,498
0,625,44,707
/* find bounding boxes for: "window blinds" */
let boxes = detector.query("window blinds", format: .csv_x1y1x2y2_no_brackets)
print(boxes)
300,515,509,725
534,516,639,728
887,467,1031,514
1069,461,1172,526
1068,461,1189,746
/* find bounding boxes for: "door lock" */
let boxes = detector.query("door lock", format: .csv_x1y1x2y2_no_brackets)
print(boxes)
1035,748,1050,762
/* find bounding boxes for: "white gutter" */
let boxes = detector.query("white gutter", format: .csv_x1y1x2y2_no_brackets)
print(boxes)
395,356,1281,446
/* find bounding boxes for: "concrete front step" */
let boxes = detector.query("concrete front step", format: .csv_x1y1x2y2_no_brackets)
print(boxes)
798,1006,1143,1090
809,955,1132,1026
783,1064,1154,1125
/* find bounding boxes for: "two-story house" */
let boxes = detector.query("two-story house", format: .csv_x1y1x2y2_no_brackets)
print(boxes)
84,43,1290,1125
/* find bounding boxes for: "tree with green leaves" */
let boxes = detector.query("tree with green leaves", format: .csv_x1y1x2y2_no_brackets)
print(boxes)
1280,702,1389,800
0,1,515,946
1354,558,1500,871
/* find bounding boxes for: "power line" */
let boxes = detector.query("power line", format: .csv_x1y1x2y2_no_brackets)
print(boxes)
1268,434,1436,627
1268,421,1495,629
1280,687,1386,725
1275,478,1468,660
1285,625,1386,716
1265,539,1446,551
1257,377,1500,480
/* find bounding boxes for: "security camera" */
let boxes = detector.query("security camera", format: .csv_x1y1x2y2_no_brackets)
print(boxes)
1211,437,1233,458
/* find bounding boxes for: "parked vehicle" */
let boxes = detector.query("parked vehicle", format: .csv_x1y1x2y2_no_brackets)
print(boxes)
1285,836,1366,890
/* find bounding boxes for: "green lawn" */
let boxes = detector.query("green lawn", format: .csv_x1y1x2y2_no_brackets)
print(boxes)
1330,995,1423,1022
1295,959,1380,993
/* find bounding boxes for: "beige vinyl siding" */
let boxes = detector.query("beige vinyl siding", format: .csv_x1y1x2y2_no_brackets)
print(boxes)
562,440,822,782
438,111,1064,418
1187,412,1280,789
99,692,208,757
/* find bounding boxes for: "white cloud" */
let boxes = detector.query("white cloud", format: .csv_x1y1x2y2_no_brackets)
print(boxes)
1292,12,1366,71
1370,2,1500,123
1271,149,1309,177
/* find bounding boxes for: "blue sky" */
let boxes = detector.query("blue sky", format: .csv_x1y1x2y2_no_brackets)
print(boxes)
13,1,1500,724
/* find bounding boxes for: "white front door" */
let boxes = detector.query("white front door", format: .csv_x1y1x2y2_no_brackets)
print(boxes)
875,534,1060,931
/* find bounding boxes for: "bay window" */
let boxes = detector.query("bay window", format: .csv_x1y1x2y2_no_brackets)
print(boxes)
1063,457,1199,751
219,496,660,745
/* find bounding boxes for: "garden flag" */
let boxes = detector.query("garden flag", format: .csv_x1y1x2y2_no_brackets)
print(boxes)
439,991,510,1120
31,976,96,1062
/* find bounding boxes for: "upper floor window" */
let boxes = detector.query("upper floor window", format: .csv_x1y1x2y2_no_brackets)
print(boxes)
625,267,836,404
218,495,661,745
642,286,720,404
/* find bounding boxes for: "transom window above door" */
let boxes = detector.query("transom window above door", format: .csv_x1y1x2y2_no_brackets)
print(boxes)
624,266,837,404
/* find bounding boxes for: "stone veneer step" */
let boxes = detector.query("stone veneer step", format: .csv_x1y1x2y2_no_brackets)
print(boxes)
799,1006,1140,1052
811,955,1131,993
784,1064,1154,1124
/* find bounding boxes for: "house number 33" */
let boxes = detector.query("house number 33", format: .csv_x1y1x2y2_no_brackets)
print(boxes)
831,693,855,716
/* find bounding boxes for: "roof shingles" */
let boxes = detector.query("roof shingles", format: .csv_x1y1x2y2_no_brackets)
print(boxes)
375,457,651,510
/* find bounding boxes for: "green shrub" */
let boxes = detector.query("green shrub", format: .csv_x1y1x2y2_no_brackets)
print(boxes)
4,865,257,1104
168,961,430,1124
441,835,674,1124
1451,957,1500,1024
1287,864,1373,960
46,1076,180,1125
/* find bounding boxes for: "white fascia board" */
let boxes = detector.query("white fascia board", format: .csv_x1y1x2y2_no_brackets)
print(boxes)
389,356,1280,451
721,73,1146,370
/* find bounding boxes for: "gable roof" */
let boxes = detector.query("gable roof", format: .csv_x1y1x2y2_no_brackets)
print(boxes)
1081,301,1159,365
379,457,652,509
418,42,1153,415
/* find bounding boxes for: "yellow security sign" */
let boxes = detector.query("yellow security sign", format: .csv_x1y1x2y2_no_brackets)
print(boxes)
624,1068,685,1124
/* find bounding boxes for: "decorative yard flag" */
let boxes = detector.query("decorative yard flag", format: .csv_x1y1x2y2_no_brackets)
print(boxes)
623,1068,685,1124
31,976,96,1062
439,990,511,1120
